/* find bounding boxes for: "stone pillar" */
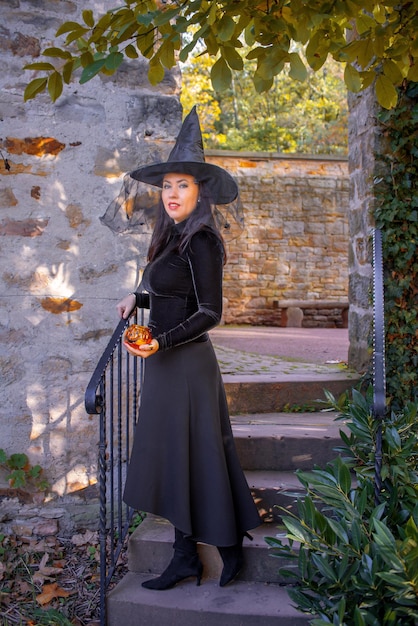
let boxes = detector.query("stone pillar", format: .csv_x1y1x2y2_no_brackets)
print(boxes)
347,87,381,371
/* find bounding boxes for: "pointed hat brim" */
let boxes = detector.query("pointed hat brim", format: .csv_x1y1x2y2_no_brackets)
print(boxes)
129,106,238,205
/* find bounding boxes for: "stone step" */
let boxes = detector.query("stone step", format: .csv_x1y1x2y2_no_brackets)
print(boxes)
107,572,309,625
232,410,344,471
245,470,305,522
128,516,295,585
224,373,357,414
108,398,347,624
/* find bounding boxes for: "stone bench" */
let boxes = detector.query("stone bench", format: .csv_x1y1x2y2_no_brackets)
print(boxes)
274,300,349,328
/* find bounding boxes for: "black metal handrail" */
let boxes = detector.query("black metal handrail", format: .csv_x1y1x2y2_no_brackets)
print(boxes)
85,311,145,626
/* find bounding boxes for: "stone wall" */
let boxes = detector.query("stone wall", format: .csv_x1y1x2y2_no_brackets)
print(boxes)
0,0,350,538
207,152,349,326
346,88,379,371
0,0,181,536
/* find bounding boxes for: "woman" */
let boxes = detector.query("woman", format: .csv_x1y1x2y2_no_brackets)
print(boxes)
116,107,261,591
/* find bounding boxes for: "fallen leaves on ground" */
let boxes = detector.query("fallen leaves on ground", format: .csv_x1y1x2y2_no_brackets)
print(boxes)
0,529,128,625
36,582,73,606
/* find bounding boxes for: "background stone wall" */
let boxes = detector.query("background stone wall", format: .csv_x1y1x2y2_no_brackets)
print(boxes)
207,152,349,326
0,0,349,536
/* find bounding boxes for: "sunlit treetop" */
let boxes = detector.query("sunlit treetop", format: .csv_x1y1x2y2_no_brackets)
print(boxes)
24,0,418,109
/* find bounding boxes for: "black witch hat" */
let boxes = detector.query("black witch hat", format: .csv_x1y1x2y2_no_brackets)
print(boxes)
129,106,238,205
101,106,244,239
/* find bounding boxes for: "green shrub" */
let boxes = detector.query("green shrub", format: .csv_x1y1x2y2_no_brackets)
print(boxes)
266,388,418,625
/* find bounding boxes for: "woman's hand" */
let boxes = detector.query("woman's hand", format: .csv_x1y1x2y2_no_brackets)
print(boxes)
117,293,136,319
122,337,159,359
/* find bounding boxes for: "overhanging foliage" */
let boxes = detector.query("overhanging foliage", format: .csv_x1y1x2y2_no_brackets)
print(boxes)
24,0,418,108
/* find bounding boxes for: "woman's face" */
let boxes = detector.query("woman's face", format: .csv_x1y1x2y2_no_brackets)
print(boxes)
161,173,199,223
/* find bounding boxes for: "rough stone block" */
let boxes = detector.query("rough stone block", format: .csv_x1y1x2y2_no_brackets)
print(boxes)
285,306,303,327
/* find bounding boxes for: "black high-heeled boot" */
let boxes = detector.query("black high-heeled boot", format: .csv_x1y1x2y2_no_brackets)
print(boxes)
142,528,203,590
217,532,253,587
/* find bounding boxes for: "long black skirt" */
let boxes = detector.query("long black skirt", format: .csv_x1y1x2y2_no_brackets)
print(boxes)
123,338,261,546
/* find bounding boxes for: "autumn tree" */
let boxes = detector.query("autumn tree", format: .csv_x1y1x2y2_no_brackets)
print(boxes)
181,51,348,153
24,1,418,110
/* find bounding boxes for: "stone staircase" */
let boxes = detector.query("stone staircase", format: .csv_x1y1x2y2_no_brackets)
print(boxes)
107,368,357,625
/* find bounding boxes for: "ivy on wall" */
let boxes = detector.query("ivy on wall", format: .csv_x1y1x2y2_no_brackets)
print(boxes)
375,81,418,408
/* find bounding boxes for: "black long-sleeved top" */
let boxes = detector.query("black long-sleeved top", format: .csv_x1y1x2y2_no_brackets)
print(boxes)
133,223,224,352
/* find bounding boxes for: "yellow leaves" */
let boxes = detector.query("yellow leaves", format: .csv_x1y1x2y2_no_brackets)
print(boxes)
23,78,48,102
47,71,63,102
376,74,398,109
21,0,418,109
344,64,362,93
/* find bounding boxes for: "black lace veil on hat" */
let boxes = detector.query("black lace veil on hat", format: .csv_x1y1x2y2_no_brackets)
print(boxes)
100,106,244,241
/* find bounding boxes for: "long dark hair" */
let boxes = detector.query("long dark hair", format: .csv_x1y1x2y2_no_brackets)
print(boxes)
147,181,226,262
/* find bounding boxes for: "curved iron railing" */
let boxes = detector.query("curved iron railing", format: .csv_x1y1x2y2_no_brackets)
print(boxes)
85,311,145,626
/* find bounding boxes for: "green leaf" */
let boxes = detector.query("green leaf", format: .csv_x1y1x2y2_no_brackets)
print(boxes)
221,46,243,71
80,51,94,67
42,47,72,60
136,28,155,58
252,72,274,93
23,62,56,71
62,60,74,84
373,518,396,546
0,449,6,464
158,40,175,69
8,453,28,470
383,59,404,85
82,9,94,28
385,425,402,449
338,597,347,623
154,8,179,26
407,63,418,82
48,71,63,102
137,12,155,27
148,59,165,85
210,57,232,92
288,52,307,82
355,13,375,35
8,469,26,488
65,27,90,45
353,605,366,626
375,74,398,109
24,77,48,101
327,517,349,543
361,69,375,89
29,465,42,479
336,458,352,494
104,51,124,71
179,39,196,63
244,21,255,46
344,63,362,92
55,21,83,36
125,44,139,59
79,58,106,84
217,15,236,42
311,553,338,582
282,517,310,543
